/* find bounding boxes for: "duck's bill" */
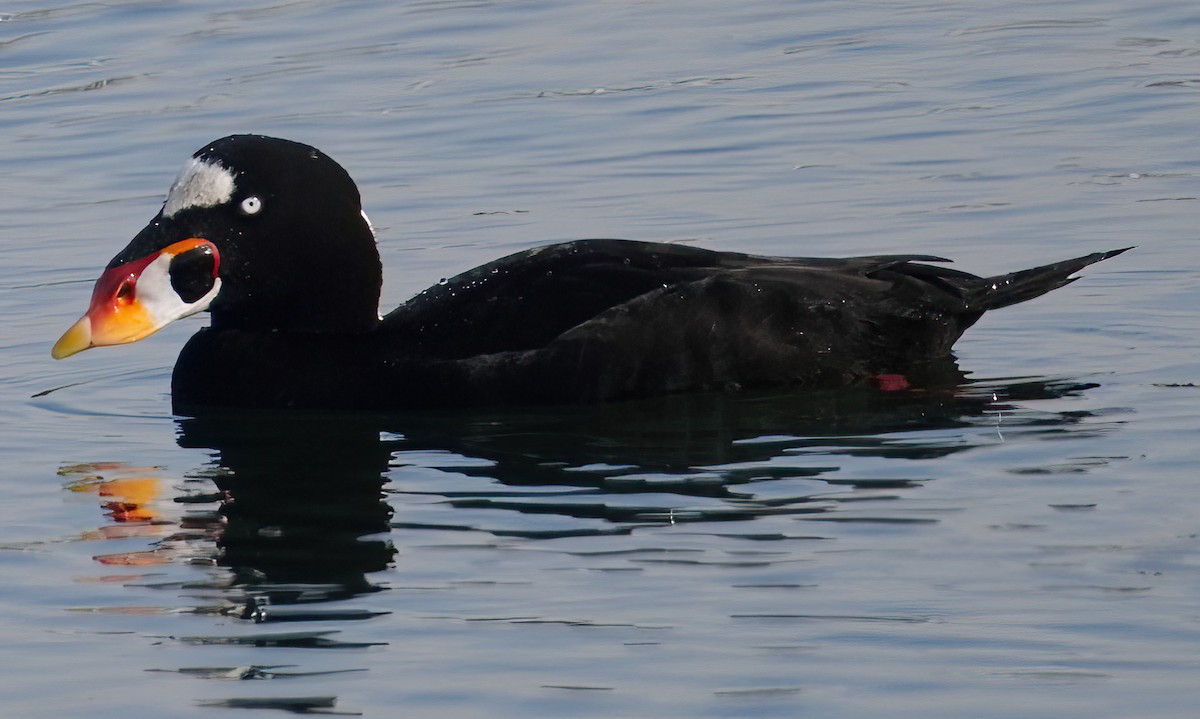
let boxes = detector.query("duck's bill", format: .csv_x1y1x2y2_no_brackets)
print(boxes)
51,239,222,359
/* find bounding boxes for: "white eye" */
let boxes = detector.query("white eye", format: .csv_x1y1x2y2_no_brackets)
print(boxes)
239,195,263,216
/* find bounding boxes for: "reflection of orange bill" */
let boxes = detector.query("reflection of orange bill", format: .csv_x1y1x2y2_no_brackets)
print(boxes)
93,551,170,566
98,477,159,503
103,502,155,523
99,477,161,522
61,464,171,540
66,474,163,523
80,524,165,541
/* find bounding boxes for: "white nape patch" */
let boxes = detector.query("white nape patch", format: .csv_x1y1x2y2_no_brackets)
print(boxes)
361,209,376,240
361,210,381,319
162,157,236,218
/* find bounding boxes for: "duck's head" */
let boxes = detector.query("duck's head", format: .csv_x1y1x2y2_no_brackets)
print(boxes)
52,135,381,359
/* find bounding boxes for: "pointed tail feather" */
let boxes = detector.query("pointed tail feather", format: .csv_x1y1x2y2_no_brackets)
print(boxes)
972,247,1132,311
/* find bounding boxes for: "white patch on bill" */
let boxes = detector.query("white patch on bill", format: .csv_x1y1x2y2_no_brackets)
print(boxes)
136,250,222,326
162,157,236,218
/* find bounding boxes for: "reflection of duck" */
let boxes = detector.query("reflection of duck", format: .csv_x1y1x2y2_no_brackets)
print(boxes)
52,135,1128,411
60,376,1108,604
172,375,1109,546
176,413,395,586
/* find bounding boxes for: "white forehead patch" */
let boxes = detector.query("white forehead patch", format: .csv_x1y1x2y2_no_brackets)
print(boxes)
162,157,236,218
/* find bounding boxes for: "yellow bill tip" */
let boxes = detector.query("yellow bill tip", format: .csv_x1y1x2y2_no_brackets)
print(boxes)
51,316,93,360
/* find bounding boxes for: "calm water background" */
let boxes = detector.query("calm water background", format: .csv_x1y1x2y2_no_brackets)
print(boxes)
2,1,1198,716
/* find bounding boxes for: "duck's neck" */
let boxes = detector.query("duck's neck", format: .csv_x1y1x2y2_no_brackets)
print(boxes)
211,239,383,335
210,297,382,335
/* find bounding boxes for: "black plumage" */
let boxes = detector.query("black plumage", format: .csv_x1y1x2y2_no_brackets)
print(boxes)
66,135,1129,411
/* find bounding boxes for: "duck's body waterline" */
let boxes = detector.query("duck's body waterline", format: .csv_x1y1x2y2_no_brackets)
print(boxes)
52,135,1129,411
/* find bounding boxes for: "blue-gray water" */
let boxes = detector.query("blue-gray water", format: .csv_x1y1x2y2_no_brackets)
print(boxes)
2,1,1199,717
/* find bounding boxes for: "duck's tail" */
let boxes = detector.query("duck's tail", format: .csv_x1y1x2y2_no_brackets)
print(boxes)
971,247,1132,311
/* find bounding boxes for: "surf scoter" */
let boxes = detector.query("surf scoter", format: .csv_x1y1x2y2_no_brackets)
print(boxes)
51,134,1128,411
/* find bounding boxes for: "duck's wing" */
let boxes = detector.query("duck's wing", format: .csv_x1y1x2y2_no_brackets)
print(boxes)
382,239,749,359
435,246,1129,405
381,239,952,360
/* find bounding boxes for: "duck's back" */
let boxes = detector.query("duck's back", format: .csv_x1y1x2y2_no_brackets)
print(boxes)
382,240,969,357
393,240,979,404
